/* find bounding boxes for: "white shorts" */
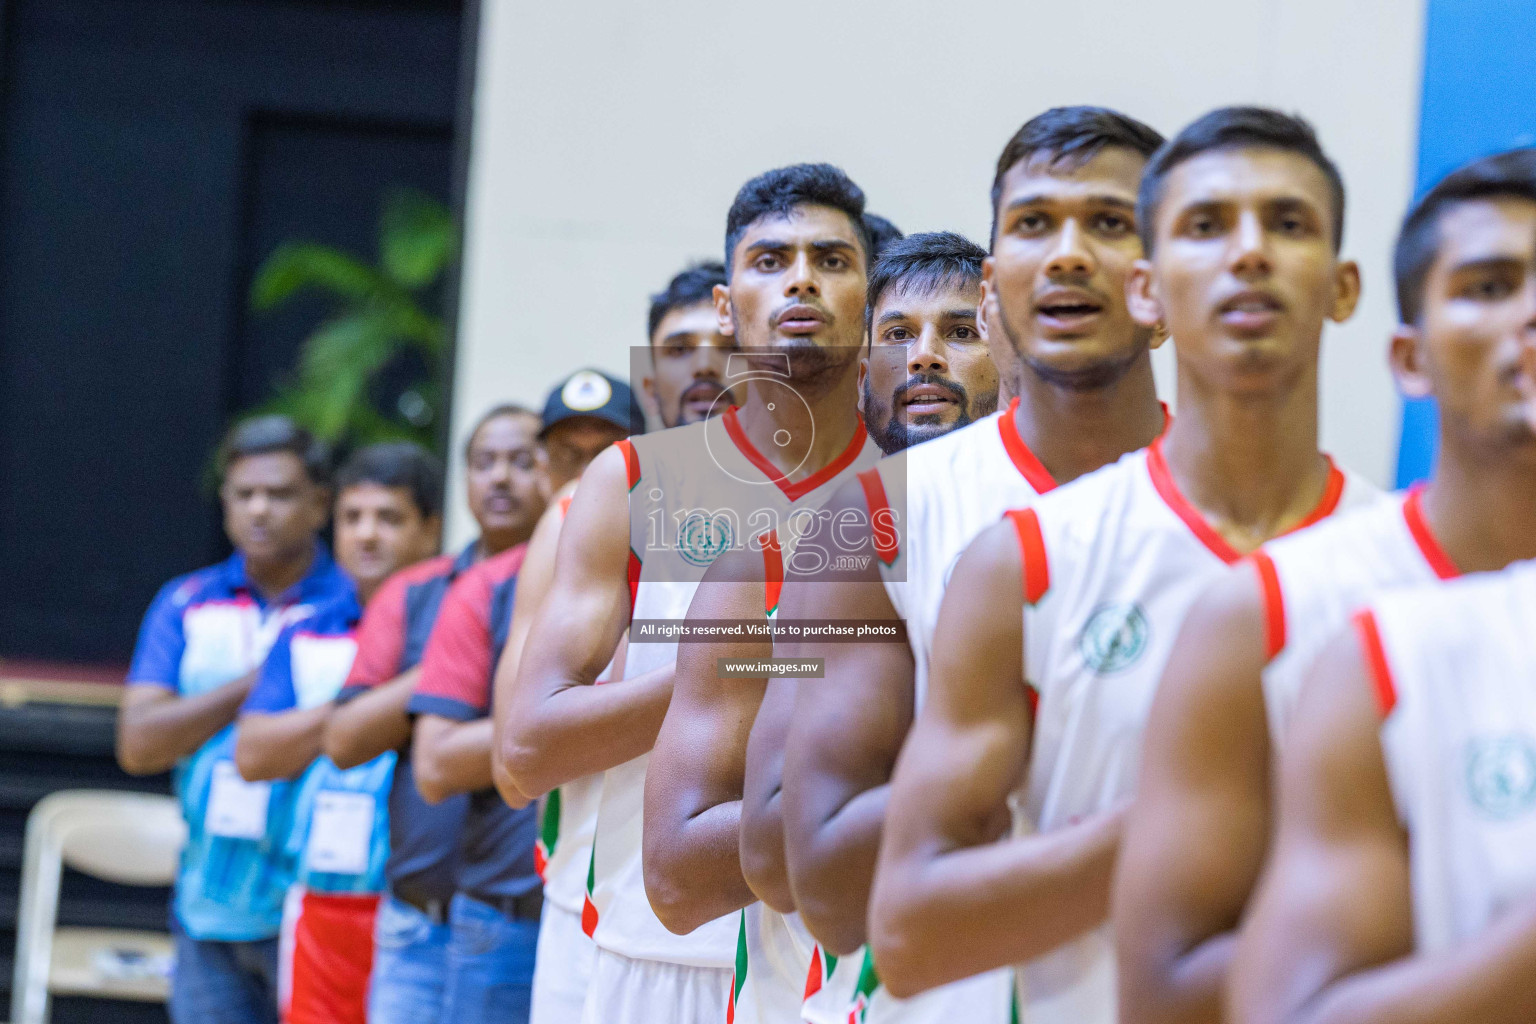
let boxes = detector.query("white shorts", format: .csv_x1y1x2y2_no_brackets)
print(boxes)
579,945,733,1024
531,900,596,1024
864,970,1014,1024
814,947,1013,1024
734,905,815,1024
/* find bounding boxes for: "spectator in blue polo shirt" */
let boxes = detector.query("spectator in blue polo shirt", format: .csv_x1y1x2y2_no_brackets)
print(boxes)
235,442,444,1024
117,416,351,1024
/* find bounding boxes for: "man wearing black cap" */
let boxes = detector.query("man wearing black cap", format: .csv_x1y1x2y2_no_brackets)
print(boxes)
539,369,645,489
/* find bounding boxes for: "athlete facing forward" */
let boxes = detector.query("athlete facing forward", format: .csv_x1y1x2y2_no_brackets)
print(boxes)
871,108,1375,1022
1228,168,1536,1024
499,163,882,1024
771,107,1169,1024
1114,148,1536,1024
642,230,1002,1024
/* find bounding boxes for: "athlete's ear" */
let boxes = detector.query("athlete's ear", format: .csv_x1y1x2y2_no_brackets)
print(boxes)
1330,259,1363,323
1126,258,1162,330
714,282,735,337
1388,320,1432,400
978,257,1000,340
638,372,662,426
856,357,871,420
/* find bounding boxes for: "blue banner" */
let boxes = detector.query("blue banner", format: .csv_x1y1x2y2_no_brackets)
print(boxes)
1398,0,1536,487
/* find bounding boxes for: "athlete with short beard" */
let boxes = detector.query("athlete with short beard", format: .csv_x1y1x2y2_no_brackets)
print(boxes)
768,107,1168,1024
499,164,883,1024
642,230,1001,1024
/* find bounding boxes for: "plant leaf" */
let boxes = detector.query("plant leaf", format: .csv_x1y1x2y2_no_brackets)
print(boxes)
380,189,456,289
251,244,400,310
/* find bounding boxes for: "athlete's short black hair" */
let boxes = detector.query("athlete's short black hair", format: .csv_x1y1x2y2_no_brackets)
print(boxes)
648,261,727,341
1394,148,1536,324
724,163,871,277
463,404,539,459
991,106,1164,244
1138,106,1346,254
865,231,988,335
863,213,905,262
335,441,444,520
218,415,330,485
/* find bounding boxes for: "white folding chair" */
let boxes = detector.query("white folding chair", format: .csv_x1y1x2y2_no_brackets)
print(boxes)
11,790,186,1024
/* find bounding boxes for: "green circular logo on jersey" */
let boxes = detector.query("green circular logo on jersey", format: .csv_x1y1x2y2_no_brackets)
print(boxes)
1465,735,1536,820
678,512,734,567
1078,603,1150,674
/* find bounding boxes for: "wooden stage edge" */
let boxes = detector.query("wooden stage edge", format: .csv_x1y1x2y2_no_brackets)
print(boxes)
0,661,128,708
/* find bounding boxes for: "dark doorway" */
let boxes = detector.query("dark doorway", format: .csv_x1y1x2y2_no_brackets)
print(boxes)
0,0,466,664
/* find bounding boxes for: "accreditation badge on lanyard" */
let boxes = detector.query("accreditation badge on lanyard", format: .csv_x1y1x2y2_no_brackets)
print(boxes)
306,790,375,876
206,760,272,840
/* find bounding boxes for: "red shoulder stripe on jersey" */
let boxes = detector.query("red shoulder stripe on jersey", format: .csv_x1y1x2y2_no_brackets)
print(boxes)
1402,487,1460,580
1004,508,1050,605
856,468,900,566
723,406,869,503
1248,550,1287,661
557,495,573,518
761,531,784,617
1352,609,1398,717
1148,440,1345,565
627,549,642,618
998,398,1058,493
1025,681,1040,720
615,438,641,491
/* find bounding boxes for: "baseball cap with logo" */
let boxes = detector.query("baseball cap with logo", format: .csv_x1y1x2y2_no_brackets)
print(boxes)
539,369,645,438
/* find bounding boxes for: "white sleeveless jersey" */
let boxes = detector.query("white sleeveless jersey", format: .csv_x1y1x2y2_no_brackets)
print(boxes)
585,408,880,968
802,401,1056,1024
1010,438,1377,1023
872,398,1059,706
541,675,614,913
533,492,612,913
1255,487,1457,750
1368,560,1536,953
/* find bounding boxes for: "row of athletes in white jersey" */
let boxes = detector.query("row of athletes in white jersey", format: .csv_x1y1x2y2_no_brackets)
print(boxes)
486,103,1536,1024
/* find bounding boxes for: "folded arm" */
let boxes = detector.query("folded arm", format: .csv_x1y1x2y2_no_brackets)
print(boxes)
781,490,913,954
236,705,330,781
870,522,1122,997
490,489,570,807
739,676,798,913
1230,621,1536,1024
412,714,499,805
498,446,671,798
644,550,769,934
322,667,418,769
117,673,256,776
1115,567,1273,1024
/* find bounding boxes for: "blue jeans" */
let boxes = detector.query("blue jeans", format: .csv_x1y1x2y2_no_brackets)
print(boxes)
168,919,279,1024
442,892,539,1023
369,893,451,1024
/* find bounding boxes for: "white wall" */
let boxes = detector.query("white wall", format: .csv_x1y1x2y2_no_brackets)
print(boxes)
447,0,1425,544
